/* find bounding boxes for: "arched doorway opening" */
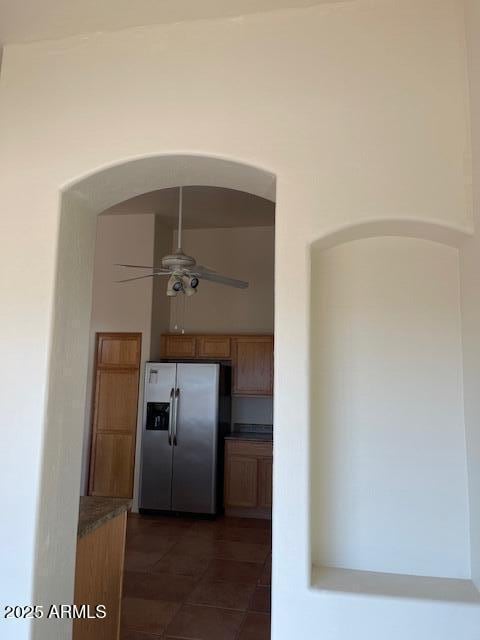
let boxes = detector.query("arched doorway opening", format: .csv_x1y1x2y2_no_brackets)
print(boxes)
34,154,276,639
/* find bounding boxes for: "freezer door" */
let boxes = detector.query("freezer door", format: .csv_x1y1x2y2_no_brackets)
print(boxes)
171,363,220,514
139,363,176,510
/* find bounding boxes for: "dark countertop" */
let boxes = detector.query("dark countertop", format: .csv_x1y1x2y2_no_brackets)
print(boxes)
78,496,132,539
225,432,273,442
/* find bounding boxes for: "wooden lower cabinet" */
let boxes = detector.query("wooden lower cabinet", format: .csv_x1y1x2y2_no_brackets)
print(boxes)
257,458,273,509
225,456,258,508
224,439,273,518
74,511,127,640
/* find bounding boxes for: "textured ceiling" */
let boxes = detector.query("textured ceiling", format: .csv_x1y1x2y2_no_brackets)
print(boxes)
0,0,344,45
101,186,275,229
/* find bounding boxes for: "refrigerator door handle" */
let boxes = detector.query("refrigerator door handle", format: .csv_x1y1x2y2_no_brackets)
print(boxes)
173,388,180,446
168,387,175,446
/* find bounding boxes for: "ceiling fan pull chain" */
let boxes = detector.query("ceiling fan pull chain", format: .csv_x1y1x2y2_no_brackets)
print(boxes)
173,295,178,332
172,294,186,333
181,293,186,334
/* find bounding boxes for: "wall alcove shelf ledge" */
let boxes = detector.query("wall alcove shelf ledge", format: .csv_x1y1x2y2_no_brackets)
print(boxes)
311,565,480,605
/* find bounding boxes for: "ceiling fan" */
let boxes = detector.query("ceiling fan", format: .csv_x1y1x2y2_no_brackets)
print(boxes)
116,187,249,296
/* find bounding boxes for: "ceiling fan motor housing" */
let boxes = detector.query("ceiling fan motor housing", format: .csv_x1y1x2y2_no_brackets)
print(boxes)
161,251,196,271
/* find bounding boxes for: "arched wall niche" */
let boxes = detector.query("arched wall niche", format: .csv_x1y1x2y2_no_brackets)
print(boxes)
309,218,472,586
33,153,277,637
313,217,471,251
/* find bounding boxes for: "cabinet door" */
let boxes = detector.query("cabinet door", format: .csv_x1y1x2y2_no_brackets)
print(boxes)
197,335,231,359
74,512,126,640
94,370,139,431
97,334,141,368
232,336,274,396
225,455,258,508
90,433,134,497
258,458,273,510
163,335,196,358
88,333,141,499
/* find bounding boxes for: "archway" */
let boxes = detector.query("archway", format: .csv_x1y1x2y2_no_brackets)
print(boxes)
33,154,276,637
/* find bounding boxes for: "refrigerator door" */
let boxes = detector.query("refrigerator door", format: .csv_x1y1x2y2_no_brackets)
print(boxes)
171,363,220,514
139,363,177,510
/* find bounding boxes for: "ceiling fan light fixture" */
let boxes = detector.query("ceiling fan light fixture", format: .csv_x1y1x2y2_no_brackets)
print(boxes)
184,286,197,297
167,274,184,296
184,277,199,296
184,276,199,296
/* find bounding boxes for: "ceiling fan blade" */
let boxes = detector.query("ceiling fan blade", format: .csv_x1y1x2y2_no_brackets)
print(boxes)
194,264,217,274
197,271,249,289
115,263,169,271
116,272,170,283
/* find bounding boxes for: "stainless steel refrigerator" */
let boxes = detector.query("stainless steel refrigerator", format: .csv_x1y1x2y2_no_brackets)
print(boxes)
139,362,230,515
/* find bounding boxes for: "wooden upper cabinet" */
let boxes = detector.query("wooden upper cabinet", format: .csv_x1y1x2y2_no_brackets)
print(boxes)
232,336,274,396
163,334,196,359
97,334,141,368
160,333,274,396
197,335,231,359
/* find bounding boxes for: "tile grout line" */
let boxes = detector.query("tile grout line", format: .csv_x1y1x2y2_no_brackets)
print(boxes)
234,610,249,640
123,515,272,639
162,520,224,638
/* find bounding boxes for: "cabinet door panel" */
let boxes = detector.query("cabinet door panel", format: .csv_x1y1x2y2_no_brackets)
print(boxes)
225,456,258,507
164,335,196,358
95,370,139,431
98,334,141,367
90,433,134,498
74,512,126,640
258,458,273,509
233,337,273,396
89,333,141,499
197,336,231,359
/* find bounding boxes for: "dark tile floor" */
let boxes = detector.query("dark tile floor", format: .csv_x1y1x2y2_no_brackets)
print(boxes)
121,513,272,640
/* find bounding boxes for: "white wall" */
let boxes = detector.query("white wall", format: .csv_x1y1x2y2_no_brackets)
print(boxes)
0,1,477,639
150,217,173,360
32,193,98,640
311,236,470,579
461,0,480,589
169,226,274,334
80,213,155,510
